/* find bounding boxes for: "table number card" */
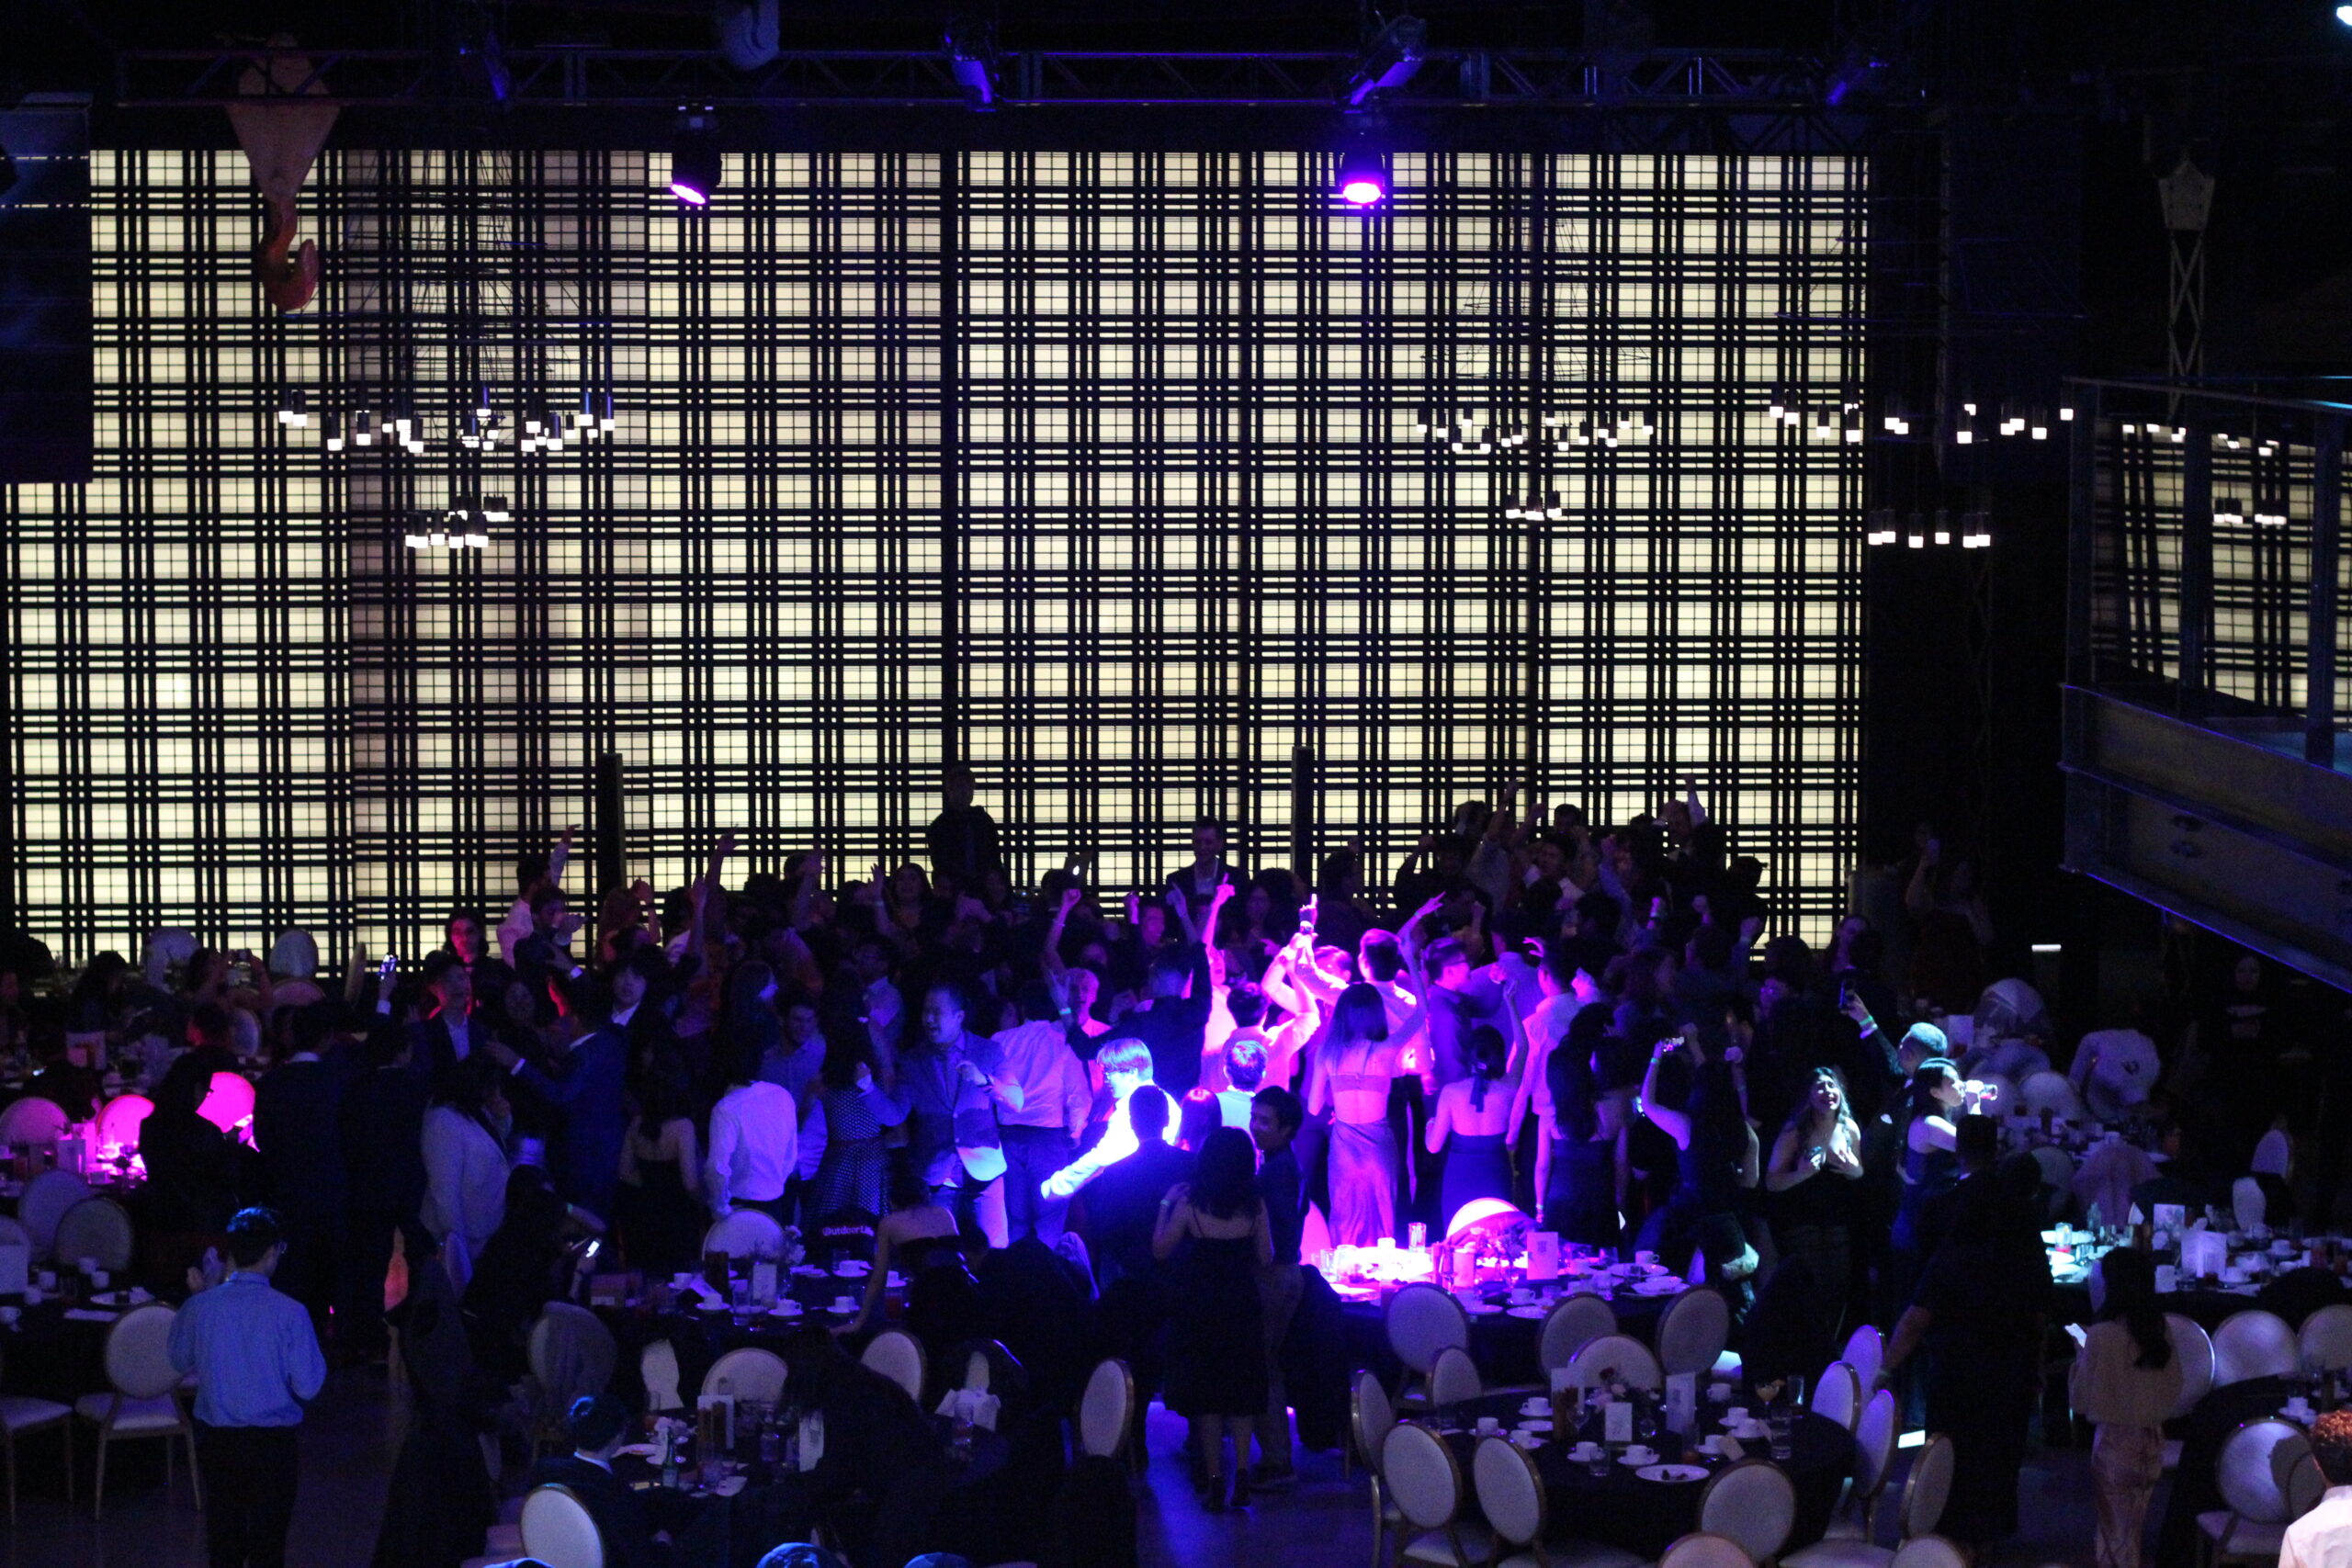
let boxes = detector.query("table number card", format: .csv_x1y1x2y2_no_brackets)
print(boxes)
751,1261,778,1305
1717,1432,1746,1461
1604,1401,1634,1444
1526,1232,1562,1281
1665,1374,1697,1435
797,1411,826,1472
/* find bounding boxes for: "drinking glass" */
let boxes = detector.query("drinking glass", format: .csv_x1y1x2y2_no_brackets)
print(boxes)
1767,1409,1794,1461
1586,1445,1611,1478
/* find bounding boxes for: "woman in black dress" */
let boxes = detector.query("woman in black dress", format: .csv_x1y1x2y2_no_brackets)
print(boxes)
1544,1020,1624,1253
1766,1066,1864,1343
1153,1125,1273,1512
616,1059,704,1275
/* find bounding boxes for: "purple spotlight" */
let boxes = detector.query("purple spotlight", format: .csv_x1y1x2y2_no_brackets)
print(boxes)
669,107,721,208
1336,146,1388,208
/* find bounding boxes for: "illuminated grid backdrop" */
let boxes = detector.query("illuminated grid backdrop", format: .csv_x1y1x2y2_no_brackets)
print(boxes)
2,147,1863,962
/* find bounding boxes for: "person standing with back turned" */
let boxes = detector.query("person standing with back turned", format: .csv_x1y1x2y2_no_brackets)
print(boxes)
167,1206,329,1568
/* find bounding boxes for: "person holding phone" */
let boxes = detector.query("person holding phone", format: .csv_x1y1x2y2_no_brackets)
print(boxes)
1637,1024,1760,1284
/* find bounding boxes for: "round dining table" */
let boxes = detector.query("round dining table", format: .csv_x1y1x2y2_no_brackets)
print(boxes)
1434,1391,1856,1560
1335,1269,1686,1389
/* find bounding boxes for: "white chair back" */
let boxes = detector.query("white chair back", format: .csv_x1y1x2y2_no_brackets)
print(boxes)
701,1209,787,1262
2215,1417,2301,1524
0,1096,68,1146
1563,1332,1665,1392
1657,1286,1733,1378
19,1168,91,1258
2300,1303,2352,1372
2232,1177,2268,1234
1354,1370,1396,1469
1810,1360,1861,1432
701,1348,787,1404
1696,1459,1797,1562
1429,1345,1483,1406
520,1483,608,1568
1472,1435,1547,1547
526,1303,617,1413
860,1329,926,1403
1657,1533,1758,1568
1385,1282,1470,1376
53,1196,135,1271
2166,1314,2216,1418
1888,1536,1969,1568
1380,1422,1464,1531
1540,1293,1619,1371
2212,1310,2299,1387
1853,1389,1901,1501
93,1093,154,1154
1901,1434,1956,1539
640,1339,684,1412
0,1215,27,1248
1841,1324,1884,1390
2289,1450,2328,1518
2029,1144,2075,1194
105,1303,183,1400
197,1071,255,1134
2018,1071,2086,1119
1079,1358,1134,1460
2272,1427,2314,1501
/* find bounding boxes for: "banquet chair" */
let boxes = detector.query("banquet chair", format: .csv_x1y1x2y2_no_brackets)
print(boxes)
525,1303,617,1461
75,1302,199,1519
1562,1333,1665,1393
1657,1533,1757,1568
1695,1459,1798,1565
520,1482,607,1568
2194,1416,2308,1568
1884,1539,1968,1568
1840,1325,1884,1392
2028,1145,2075,1208
1382,1420,1495,1568
2211,1310,2299,1388
2298,1303,2352,1372
2018,1072,2086,1121
52,1196,135,1273
0,1215,28,1250
1429,1346,1484,1408
701,1348,787,1405
1839,1389,1902,1538
1810,1360,1862,1433
1353,1371,1403,1566
1657,1287,1733,1379
2288,1449,2327,1518
0,1096,67,1147
1472,1432,1642,1568
1077,1357,1134,1461
700,1209,787,1263
639,1339,685,1414
2231,1179,2267,1235
1539,1295,1620,1378
860,1329,926,1404
197,1072,255,1135
19,1168,91,1259
954,1338,1027,1400
92,1093,153,1156
0,1344,72,1522
1387,1283,1472,1409
1783,1433,1954,1568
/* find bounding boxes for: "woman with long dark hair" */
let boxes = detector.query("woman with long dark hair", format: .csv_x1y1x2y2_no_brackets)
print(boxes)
1890,1057,1969,1302
1543,1013,1628,1251
1153,1126,1273,1512
616,1056,703,1274
808,1022,908,1222
1639,1026,1760,1282
1766,1065,1864,1341
1426,1023,1514,1227
1305,982,1419,1247
2070,1247,2182,1568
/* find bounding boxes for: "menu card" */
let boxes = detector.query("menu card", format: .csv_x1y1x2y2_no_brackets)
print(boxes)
1526,1232,1562,1281
1604,1401,1634,1444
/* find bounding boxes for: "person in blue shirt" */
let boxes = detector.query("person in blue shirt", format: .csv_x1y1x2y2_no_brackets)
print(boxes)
166,1206,328,1568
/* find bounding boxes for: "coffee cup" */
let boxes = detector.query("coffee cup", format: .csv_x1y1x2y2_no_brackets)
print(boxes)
1698,1434,1723,1456
0,1305,17,1326
21,1287,40,1306
1738,1420,1768,1440
831,1295,858,1314
1634,1250,1658,1267
1571,1441,1602,1460
1623,1445,1657,1465
35,1271,55,1292
1510,1288,1536,1306
1476,1416,1501,1436
1725,1406,1749,1424
1521,1397,1549,1416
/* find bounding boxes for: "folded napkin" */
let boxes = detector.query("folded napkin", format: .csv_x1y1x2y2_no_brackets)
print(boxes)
934,1388,1001,1431
63,1309,119,1323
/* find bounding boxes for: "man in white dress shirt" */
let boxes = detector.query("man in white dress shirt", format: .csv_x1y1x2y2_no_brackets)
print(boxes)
705,1041,797,1224
2283,1409,2352,1568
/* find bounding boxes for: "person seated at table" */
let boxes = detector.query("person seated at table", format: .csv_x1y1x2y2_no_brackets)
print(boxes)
530,1393,674,1568
1427,1022,1515,1230
24,1024,100,1122
847,1163,963,1336
465,1163,603,1384
772,1325,955,1567
2282,1407,2352,1568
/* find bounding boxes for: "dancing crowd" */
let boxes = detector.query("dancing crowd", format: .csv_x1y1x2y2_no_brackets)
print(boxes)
5,762,2346,1565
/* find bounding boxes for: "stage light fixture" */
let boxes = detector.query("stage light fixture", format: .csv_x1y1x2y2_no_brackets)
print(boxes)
669,106,722,206
945,17,1000,109
324,412,344,453
1340,14,1429,108
2339,4,2352,25
353,410,376,448
1336,145,1389,207
276,389,309,429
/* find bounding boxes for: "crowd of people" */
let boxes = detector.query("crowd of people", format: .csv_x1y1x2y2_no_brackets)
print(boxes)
4,762,2348,1565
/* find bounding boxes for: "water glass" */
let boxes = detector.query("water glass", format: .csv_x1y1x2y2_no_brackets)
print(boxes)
1767,1410,1794,1461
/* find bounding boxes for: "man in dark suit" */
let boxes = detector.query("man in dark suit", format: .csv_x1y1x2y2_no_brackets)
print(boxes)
339,1023,430,1365
1080,1085,1193,1291
412,955,484,1077
487,979,628,1223
923,764,1001,888
252,1003,360,1335
531,1395,673,1568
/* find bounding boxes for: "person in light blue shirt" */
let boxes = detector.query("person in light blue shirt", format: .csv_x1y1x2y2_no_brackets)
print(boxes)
166,1207,328,1568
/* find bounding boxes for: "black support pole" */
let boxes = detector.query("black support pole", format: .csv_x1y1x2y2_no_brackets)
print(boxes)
2180,419,2212,715
594,751,626,897
2310,420,2344,767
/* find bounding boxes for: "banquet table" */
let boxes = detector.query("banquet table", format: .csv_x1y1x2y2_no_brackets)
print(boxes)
1332,1266,1685,1389
1436,1391,1855,1560
595,1260,909,1409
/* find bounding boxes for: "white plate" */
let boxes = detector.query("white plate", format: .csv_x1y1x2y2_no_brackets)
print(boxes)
1634,1280,1684,1296
1618,1451,1663,1467
1506,1304,1547,1320
1638,1464,1711,1483
1515,1418,1553,1433
1464,1302,1504,1315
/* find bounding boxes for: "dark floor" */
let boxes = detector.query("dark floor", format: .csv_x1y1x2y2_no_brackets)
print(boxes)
0,1371,2116,1568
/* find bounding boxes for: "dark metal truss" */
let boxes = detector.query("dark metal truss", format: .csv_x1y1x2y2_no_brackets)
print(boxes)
118,46,1839,114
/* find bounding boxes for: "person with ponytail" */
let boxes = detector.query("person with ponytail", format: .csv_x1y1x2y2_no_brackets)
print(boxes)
2069,1247,2182,1568
1426,1023,1514,1229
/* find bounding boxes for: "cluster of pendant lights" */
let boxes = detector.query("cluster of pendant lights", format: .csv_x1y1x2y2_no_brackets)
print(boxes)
277,383,618,553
